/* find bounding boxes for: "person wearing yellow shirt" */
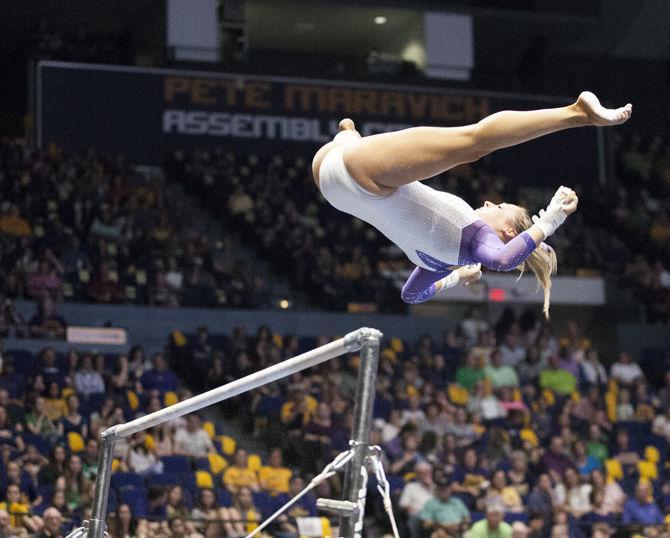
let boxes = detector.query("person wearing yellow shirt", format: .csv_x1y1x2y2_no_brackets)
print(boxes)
0,484,41,534
223,449,260,494
280,385,318,431
258,448,292,495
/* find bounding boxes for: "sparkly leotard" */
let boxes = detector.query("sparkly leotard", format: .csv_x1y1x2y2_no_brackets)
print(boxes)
318,144,538,304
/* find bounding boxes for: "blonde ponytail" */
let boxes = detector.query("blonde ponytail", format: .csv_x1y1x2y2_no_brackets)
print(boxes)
512,208,558,319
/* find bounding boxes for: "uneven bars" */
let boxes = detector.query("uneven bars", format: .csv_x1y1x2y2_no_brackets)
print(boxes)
104,327,381,439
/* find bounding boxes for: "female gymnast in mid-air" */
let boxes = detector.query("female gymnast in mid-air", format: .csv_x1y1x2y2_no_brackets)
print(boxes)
312,92,632,317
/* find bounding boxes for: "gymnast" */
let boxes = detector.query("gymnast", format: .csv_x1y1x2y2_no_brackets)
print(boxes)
312,92,632,317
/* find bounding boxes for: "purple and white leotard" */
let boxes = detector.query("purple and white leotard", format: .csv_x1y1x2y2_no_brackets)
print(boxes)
318,144,538,304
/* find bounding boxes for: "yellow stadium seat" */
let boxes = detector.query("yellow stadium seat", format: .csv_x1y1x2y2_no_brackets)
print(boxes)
272,334,284,348
172,331,186,347
645,446,660,463
542,389,555,406
248,454,262,472
520,428,538,448
605,391,617,423
637,461,658,480
127,390,139,411
208,453,228,475
570,391,580,402
448,384,469,406
203,421,216,440
144,434,155,451
381,348,397,362
220,435,236,456
164,391,179,407
512,388,522,402
111,459,121,472
68,432,85,453
605,459,623,481
196,470,214,489
62,387,74,399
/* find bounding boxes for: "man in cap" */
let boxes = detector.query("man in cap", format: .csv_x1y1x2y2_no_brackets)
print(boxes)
420,478,470,537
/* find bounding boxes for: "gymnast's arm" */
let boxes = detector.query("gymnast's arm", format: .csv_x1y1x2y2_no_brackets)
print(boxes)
469,224,544,272
401,265,482,304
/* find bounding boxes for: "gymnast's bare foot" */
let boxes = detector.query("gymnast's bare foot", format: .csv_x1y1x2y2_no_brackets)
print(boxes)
575,91,632,126
339,118,356,131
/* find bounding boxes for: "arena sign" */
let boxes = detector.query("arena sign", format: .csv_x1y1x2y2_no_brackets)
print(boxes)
37,61,599,185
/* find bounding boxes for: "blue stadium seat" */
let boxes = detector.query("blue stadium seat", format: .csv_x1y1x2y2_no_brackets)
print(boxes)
22,433,52,456
216,488,232,507
6,350,34,375
195,457,210,471
106,488,118,514
111,472,144,491
118,486,148,517
160,455,192,474
505,513,529,524
252,491,273,514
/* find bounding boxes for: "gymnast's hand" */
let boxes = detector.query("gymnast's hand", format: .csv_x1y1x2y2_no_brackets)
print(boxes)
457,263,482,286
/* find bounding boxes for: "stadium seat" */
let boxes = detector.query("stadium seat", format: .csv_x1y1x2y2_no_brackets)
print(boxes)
111,473,144,491
67,432,85,452
252,491,274,514
195,457,210,471
247,454,262,472
196,470,214,489
208,453,228,475
22,433,51,456
118,487,148,517
160,455,192,474
203,421,216,439
164,391,179,406
219,435,236,456
216,488,233,507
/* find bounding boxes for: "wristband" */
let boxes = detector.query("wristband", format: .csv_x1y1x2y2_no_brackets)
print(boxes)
439,271,460,291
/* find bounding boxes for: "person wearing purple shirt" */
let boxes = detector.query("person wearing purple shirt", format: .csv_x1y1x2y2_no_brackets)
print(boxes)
139,353,179,394
541,437,575,477
622,482,663,525
558,351,580,378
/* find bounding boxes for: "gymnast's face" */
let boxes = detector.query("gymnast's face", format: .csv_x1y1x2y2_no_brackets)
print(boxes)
475,201,522,240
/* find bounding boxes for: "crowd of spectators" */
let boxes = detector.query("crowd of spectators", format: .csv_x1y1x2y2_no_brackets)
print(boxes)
2,313,670,536
0,139,269,314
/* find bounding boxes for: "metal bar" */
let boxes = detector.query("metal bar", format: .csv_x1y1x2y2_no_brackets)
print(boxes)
106,327,376,439
339,331,382,538
87,433,116,538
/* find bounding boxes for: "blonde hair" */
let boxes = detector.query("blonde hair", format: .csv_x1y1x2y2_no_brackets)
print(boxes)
511,207,558,319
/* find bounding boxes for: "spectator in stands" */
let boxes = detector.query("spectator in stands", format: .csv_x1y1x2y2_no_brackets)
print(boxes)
166,485,190,521
485,348,519,388
539,354,576,396
499,331,526,367
222,486,262,537
27,252,63,301
479,470,524,513
580,488,615,526
0,298,26,338
526,473,556,519
554,467,591,518
258,447,292,495
0,509,12,537
0,358,24,400
579,349,608,388
622,481,663,525
140,353,179,394
224,448,260,494
468,503,512,538
38,445,67,487
610,352,643,387
191,488,224,537
451,448,489,508
82,438,99,480
57,454,90,511
73,354,105,398
35,506,63,538
44,382,67,422
29,297,66,340
174,413,214,458
60,394,87,439
0,484,41,534
124,432,163,475
399,461,435,538
456,350,485,391
420,479,470,538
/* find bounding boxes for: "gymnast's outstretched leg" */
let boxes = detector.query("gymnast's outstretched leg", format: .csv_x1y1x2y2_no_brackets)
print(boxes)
341,91,632,189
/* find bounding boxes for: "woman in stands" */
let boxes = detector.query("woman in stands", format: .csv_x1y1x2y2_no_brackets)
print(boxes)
312,92,631,317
